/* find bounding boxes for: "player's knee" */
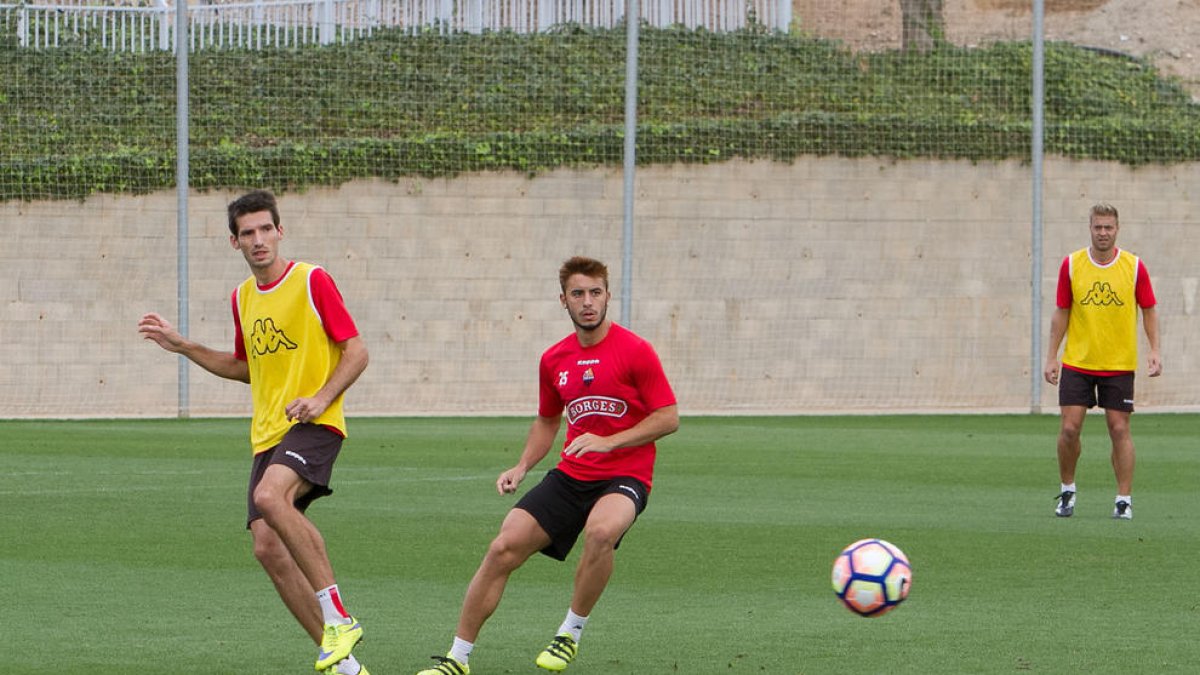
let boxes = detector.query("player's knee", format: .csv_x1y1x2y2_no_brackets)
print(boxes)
484,535,528,570
251,484,288,521
582,523,622,551
1059,423,1083,443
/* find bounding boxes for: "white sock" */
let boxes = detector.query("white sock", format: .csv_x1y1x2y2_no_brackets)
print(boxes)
557,609,589,643
449,636,474,665
1116,494,1131,504
316,584,352,625
1061,483,1076,493
336,655,361,675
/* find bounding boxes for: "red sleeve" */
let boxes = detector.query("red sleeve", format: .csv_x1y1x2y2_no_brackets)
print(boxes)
1055,256,1072,309
1135,259,1157,308
232,288,247,361
538,352,564,418
632,340,677,412
309,268,359,343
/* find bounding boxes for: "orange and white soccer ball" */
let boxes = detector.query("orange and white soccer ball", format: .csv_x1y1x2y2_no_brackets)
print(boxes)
831,538,912,617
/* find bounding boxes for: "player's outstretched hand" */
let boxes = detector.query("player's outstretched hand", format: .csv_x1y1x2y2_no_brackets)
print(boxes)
138,312,187,353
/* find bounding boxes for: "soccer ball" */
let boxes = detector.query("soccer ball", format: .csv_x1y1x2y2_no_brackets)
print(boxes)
831,538,912,617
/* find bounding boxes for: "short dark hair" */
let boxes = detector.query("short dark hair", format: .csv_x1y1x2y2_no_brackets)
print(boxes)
227,190,280,236
558,256,609,291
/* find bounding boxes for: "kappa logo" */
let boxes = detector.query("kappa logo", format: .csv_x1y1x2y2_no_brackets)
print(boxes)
1080,281,1125,307
250,318,298,356
566,395,628,424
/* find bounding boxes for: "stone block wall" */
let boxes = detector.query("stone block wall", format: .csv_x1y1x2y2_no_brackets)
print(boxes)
2,157,1195,417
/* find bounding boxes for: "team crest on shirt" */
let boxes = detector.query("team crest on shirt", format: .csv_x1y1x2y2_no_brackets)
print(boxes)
582,368,595,386
250,318,298,356
566,396,628,424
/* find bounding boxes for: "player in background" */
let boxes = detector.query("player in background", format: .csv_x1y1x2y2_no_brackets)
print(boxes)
416,256,679,675
1043,203,1161,520
138,190,370,674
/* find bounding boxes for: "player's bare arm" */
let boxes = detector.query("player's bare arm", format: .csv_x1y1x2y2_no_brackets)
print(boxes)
1142,305,1162,377
138,312,250,383
284,335,369,423
1043,308,1070,385
563,404,680,457
497,415,562,494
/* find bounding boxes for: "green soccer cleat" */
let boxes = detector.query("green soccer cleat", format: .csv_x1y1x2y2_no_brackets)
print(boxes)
323,663,370,675
535,633,578,672
315,618,364,671
416,654,469,675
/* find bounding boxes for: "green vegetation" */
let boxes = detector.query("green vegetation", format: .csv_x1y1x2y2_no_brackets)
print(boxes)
3,415,1198,672
3,25,1199,200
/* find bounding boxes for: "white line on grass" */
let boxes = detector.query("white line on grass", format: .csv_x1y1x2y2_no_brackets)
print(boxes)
0,472,497,496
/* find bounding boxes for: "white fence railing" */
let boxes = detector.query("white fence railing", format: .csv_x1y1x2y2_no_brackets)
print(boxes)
1,0,792,51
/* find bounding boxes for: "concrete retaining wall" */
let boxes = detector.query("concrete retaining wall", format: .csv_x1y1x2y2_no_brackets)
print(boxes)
2,156,1195,417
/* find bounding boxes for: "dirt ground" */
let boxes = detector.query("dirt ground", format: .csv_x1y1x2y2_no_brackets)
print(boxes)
794,0,1200,96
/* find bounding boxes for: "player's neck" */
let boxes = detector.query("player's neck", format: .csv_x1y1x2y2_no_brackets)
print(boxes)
253,258,292,286
576,319,612,348
1090,246,1117,265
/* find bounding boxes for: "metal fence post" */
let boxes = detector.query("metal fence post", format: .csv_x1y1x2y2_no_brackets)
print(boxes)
319,0,334,44
1030,0,1045,413
621,0,639,328
17,3,28,47
175,0,191,417
462,0,479,33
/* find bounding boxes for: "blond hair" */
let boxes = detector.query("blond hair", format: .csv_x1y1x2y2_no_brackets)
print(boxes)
1090,203,1119,223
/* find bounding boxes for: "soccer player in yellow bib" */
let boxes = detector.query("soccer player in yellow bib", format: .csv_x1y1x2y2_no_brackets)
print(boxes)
138,190,370,674
1043,203,1162,520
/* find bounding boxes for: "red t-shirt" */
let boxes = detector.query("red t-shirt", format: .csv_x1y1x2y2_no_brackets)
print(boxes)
538,323,676,489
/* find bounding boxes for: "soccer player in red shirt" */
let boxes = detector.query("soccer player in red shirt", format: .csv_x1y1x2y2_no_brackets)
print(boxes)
417,256,679,675
138,190,370,674
1043,203,1162,520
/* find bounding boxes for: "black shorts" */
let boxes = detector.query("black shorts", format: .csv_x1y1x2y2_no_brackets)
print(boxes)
1058,368,1135,412
246,423,342,528
514,469,650,561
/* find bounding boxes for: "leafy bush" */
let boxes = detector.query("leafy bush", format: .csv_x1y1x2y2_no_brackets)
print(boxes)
2,26,1198,201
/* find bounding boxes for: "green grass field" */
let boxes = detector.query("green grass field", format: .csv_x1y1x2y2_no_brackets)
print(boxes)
4,414,1198,674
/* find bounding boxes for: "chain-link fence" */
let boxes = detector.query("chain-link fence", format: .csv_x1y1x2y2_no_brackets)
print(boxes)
3,0,1197,417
